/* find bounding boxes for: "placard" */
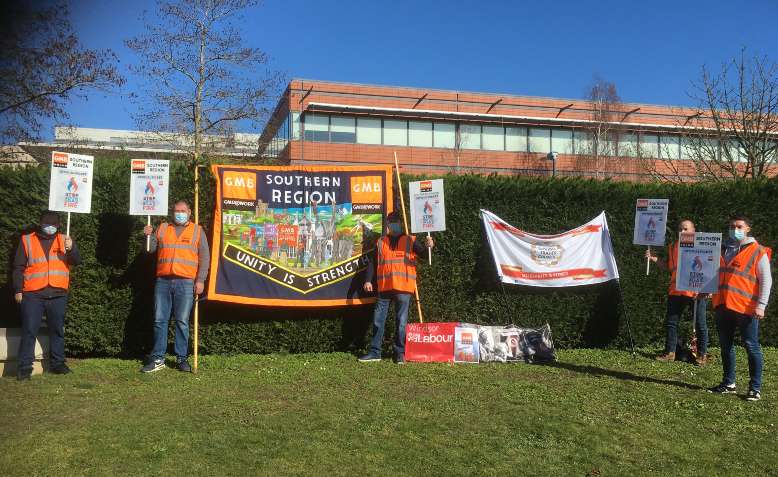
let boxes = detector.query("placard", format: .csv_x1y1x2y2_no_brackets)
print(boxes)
675,232,722,294
48,151,94,213
633,198,669,246
129,159,170,216
409,179,446,234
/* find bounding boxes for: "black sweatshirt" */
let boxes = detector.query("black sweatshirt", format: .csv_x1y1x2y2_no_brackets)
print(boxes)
12,232,82,297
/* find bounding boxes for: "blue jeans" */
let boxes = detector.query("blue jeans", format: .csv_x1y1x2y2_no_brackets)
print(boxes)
151,277,194,362
664,295,708,355
368,293,412,358
18,294,68,372
716,307,763,392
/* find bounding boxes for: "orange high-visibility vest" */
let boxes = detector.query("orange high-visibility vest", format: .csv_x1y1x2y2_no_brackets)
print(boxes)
22,233,70,292
714,241,772,315
376,235,417,294
667,242,696,298
156,222,201,279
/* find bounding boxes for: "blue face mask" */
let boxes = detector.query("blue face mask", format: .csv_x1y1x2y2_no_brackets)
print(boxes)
388,222,403,235
174,212,189,225
729,228,746,241
41,225,57,236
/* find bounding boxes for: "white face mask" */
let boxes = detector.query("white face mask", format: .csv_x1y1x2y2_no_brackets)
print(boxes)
41,225,58,235
174,212,189,225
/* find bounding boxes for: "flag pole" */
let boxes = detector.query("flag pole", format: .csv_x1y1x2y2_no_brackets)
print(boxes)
615,279,636,357
394,152,424,324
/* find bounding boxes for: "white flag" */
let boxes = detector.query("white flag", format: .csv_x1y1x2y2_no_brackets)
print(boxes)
481,209,620,287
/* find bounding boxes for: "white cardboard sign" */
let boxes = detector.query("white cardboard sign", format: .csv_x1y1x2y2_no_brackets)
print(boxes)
48,151,94,214
675,231,722,294
129,159,170,216
633,198,669,246
409,179,446,234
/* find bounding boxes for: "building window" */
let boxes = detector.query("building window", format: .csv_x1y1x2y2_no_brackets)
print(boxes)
619,133,638,158
482,125,505,151
528,128,550,153
640,134,659,158
551,129,573,154
433,122,455,149
383,120,408,146
660,135,679,160
680,136,696,160
330,116,356,143
505,127,527,152
304,113,329,142
291,112,301,140
356,118,381,145
409,121,433,147
460,124,481,150
573,130,591,155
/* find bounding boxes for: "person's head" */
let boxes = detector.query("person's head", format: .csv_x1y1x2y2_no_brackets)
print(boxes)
173,200,191,225
678,219,695,233
385,211,403,236
728,215,751,242
39,210,61,236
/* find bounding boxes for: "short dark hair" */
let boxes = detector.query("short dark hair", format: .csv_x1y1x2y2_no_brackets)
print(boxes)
729,215,751,227
40,210,60,226
386,211,402,222
174,200,191,209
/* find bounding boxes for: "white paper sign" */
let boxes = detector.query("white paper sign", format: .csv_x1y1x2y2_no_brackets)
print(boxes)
129,159,170,216
409,179,446,233
633,198,669,246
48,151,94,213
675,232,722,294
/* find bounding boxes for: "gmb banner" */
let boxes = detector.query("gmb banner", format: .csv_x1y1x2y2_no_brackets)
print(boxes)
208,164,394,306
481,209,620,287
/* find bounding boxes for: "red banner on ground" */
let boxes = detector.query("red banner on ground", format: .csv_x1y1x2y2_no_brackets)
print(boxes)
405,322,457,363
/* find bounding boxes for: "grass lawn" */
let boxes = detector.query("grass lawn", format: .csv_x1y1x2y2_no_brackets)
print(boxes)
1,348,777,476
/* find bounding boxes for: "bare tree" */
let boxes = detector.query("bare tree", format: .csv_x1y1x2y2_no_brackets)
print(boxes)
679,50,778,181
126,0,283,165
581,76,625,178
0,1,123,145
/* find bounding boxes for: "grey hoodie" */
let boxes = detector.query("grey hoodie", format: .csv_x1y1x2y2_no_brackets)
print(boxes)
723,236,772,312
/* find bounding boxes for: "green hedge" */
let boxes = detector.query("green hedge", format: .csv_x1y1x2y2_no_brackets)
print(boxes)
1,153,777,357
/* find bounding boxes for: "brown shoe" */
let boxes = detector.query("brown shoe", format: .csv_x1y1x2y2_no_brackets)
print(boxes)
655,352,675,362
694,354,707,367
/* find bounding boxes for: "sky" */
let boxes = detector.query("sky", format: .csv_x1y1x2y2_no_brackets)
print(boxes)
54,0,778,140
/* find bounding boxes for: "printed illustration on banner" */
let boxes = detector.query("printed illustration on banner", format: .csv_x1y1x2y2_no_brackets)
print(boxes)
213,167,391,300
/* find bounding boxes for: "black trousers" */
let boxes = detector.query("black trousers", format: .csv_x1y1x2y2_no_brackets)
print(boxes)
18,293,68,372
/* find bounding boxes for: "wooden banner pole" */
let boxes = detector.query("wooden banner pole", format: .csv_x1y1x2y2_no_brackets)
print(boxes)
394,152,424,324
646,245,651,275
193,165,200,373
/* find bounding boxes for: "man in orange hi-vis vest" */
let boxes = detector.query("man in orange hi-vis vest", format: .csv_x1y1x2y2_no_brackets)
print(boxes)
12,211,81,380
359,211,434,364
646,219,709,365
708,215,772,401
140,200,210,373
